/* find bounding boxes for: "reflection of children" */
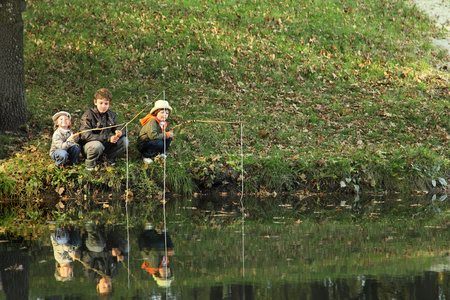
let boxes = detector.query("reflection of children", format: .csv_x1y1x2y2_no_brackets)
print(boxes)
80,222,129,296
50,227,82,282
49,111,81,166
139,224,175,287
137,100,173,164
79,88,129,171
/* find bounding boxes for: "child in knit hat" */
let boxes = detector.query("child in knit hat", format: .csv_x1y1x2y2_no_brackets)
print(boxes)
49,111,81,166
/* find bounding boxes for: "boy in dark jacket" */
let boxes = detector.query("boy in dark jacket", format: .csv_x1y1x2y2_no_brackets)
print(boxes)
79,88,129,171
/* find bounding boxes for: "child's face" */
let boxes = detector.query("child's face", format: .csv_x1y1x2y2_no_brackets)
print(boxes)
57,115,71,130
58,264,73,279
156,109,170,122
158,267,172,278
94,98,110,114
97,277,113,294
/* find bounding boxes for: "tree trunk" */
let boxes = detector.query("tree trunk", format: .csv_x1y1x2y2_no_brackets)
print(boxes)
0,0,28,132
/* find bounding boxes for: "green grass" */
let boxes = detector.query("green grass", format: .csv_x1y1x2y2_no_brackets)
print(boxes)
1,0,450,197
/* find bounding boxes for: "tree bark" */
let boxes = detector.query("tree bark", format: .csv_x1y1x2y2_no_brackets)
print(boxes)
0,0,28,132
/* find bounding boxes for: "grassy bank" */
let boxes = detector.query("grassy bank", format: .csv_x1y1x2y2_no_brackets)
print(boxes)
2,0,450,198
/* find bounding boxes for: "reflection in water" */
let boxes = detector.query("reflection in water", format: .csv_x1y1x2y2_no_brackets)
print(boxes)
80,222,129,296
48,222,130,298
139,224,175,288
50,227,81,282
2,193,450,299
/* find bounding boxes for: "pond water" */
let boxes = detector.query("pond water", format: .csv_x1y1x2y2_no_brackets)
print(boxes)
1,192,450,299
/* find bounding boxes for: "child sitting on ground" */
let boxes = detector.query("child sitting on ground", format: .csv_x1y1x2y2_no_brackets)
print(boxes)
79,88,129,171
49,111,81,166
136,100,173,164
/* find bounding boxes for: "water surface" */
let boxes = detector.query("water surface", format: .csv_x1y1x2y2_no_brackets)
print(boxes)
1,192,450,299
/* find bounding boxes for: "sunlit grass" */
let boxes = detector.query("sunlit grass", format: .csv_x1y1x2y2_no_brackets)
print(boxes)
0,0,448,198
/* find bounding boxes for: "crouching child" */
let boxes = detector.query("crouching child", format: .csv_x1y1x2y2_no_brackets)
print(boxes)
49,111,81,166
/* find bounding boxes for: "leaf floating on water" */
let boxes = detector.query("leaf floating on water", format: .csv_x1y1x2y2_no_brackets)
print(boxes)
432,180,436,187
56,186,65,195
55,201,65,210
5,264,23,271
440,194,447,202
438,178,447,186
93,190,99,203
300,173,307,182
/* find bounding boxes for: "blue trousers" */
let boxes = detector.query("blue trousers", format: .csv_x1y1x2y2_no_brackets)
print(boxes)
51,145,81,166
139,138,172,159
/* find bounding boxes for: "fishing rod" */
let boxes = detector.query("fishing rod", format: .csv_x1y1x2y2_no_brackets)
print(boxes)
72,91,164,136
118,90,164,131
74,123,127,137
73,91,242,136
119,260,143,288
73,257,111,279
172,119,241,131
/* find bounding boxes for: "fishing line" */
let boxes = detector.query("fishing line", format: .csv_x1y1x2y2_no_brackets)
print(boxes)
122,126,144,290
239,121,245,278
162,90,170,295
125,125,130,288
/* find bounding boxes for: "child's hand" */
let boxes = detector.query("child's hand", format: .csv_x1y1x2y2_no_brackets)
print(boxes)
112,248,124,261
115,130,122,138
168,130,173,138
110,135,119,143
70,133,79,141
112,248,121,257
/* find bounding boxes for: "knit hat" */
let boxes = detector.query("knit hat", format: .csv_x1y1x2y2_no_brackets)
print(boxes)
52,228,70,245
150,100,172,115
52,111,71,122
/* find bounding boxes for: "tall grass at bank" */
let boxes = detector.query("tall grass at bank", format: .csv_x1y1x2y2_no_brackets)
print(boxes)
1,0,450,196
